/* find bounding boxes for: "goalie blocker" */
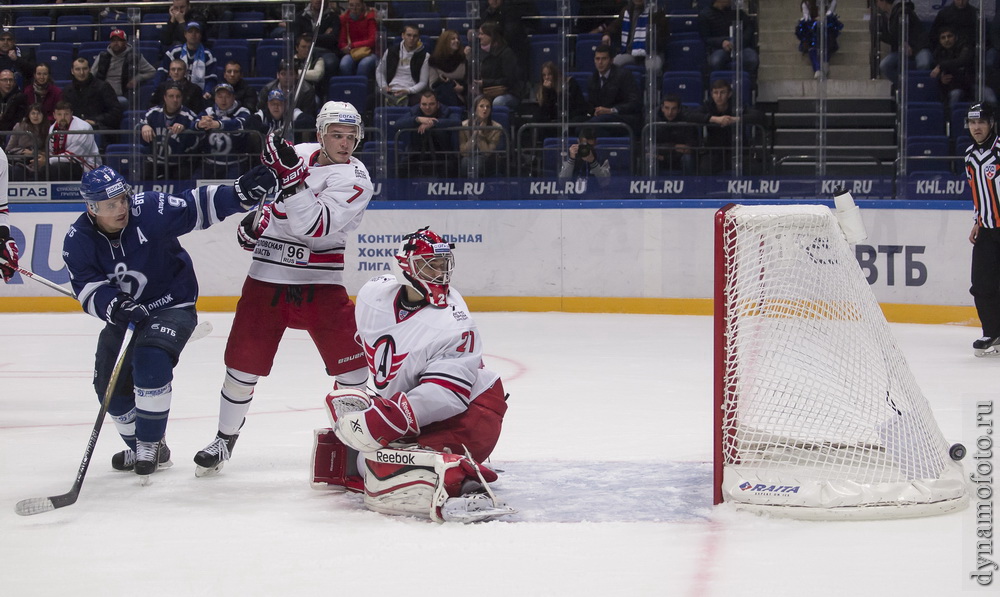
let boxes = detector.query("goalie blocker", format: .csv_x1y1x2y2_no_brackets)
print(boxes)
311,431,514,523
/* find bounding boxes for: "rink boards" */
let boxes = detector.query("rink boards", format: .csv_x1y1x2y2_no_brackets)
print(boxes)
0,198,978,324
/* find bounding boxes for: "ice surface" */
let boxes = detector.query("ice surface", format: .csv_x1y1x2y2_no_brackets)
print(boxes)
0,312,983,596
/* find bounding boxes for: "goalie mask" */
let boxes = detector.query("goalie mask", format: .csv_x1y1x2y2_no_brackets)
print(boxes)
316,100,364,150
394,227,455,308
80,165,132,213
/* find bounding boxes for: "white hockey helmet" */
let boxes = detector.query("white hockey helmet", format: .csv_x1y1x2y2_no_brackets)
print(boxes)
316,100,364,149
393,227,455,308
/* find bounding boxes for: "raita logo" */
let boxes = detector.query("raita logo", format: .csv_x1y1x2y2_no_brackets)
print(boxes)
742,483,801,494
739,481,753,491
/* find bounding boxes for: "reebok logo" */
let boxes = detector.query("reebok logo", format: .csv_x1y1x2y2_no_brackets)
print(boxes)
376,451,415,465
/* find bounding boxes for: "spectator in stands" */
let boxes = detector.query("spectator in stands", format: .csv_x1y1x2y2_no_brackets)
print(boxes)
294,34,328,99
0,30,33,82
339,0,378,78
602,0,669,72
695,79,742,175
48,101,102,180
160,0,213,51
468,22,521,109
460,95,503,177
875,0,933,83
930,26,976,107
558,127,611,184
796,0,843,78
0,69,27,133
699,0,760,75
477,0,529,75
258,61,318,117
6,103,48,181
428,30,468,108
376,25,430,107
92,29,157,109
160,21,218,101
150,59,206,114
192,82,253,179
64,58,123,147
292,0,342,81
654,94,699,176
251,89,315,144
139,82,200,180
930,0,978,53
586,45,641,136
536,61,590,125
397,89,461,178
222,60,258,114
24,63,62,125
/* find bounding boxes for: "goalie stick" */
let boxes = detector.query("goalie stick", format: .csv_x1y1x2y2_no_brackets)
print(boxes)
0,258,214,341
14,323,135,516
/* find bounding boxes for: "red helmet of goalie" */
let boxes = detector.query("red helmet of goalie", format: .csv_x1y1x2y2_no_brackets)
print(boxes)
394,227,455,308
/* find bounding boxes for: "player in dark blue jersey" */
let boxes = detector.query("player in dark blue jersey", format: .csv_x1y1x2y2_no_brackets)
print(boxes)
62,164,277,480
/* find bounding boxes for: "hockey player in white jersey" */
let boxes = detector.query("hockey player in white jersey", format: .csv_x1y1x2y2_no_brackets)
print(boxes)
194,101,373,476
0,148,18,283
315,227,513,522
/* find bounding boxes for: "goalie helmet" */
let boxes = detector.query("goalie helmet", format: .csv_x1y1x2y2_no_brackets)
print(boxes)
394,227,455,308
967,102,996,128
316,100,364,149
80,165,132,212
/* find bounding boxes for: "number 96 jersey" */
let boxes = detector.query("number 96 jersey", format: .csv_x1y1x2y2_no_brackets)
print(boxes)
354,275,501,429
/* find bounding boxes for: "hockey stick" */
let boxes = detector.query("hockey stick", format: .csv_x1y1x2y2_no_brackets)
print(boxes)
0,258,215,341
14,323,135,516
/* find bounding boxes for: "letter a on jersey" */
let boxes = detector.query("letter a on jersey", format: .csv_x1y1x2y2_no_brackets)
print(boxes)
365,334,407,390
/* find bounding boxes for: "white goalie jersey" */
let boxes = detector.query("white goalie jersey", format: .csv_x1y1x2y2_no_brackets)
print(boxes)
248,143,374,285
354,275,501,428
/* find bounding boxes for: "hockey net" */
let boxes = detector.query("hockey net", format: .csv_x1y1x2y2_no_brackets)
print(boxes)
714,204,967,519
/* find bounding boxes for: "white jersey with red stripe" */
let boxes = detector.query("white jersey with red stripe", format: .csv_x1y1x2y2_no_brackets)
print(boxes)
247,143,373,285
354,274,501,428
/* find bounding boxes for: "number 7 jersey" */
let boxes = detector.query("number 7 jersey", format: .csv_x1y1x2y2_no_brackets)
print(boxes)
354,274,501,428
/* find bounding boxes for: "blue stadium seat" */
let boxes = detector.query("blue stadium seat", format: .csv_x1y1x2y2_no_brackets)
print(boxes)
327,79,368,112
665,38,705,72
14,16,52,44
491,105,510,149
542,136,568,176
906,102,946,136
566,71,592,101
138,41,162,67
662,71,703,105
408,12,444,38
669,15,701,38
373,106,411,145
78,41,107,66
140,13,169,41
906,135,952,172
104,143,143,175
255,39,286,78
905,72,940,103
598,137,632,175
35,47,74,81
574,37,599,71
122,110,145,130
232,12,267,40
55,15,94,44
212,40,252,77
436,2,468,16
394,2,433,16
535,17,566,36
529,38,562,83
950,102,971,140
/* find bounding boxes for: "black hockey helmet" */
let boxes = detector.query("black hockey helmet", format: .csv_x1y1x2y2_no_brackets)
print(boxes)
967,102,996,127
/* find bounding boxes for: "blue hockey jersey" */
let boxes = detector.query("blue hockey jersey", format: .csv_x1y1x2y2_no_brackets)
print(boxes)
63,185,247,322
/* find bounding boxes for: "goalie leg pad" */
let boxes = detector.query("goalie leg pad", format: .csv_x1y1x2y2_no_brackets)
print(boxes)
362,446,513,523
311,428,363,492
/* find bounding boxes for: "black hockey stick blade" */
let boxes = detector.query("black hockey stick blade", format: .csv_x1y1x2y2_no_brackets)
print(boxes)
14,324,134,516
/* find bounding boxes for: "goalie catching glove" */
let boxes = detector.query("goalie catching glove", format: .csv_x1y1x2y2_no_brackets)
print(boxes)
234,165,278,209
325,389,419,453
236,205,272,251
261,133,308,198
0,226,18,282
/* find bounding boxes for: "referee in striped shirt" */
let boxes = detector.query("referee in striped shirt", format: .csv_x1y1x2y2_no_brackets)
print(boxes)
965,102,1000,355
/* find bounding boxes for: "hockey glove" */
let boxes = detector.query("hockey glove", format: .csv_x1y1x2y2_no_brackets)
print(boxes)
327,390,420,453
260,133,308,197
235,165,278,209
107,292,149,327
0,226,18,283
236,205,272,251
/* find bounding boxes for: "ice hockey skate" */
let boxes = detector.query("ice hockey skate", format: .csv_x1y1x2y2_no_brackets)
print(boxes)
112,440,172,471
134,440,164,485
974,336,1000,357
193,431,239,477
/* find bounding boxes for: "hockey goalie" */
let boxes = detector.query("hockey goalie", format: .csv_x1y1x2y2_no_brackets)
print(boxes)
311,227,514,523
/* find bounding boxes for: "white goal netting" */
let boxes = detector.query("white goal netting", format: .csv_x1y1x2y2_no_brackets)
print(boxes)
715,204,967,519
